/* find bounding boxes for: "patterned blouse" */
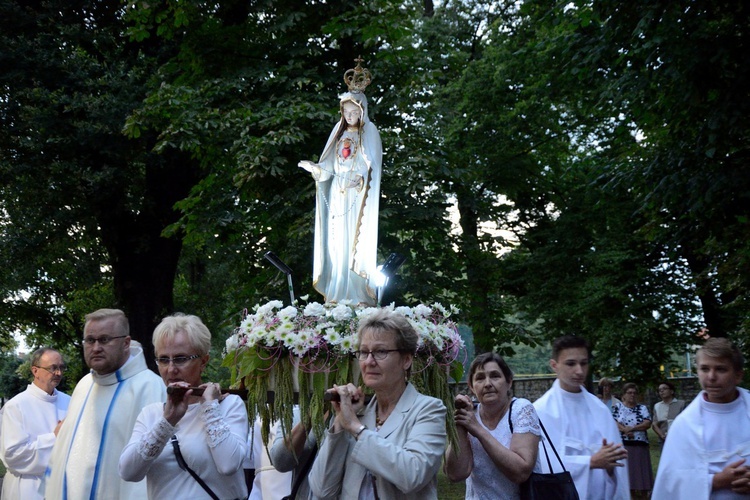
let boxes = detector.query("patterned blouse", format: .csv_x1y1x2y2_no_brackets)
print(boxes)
612,403,651,444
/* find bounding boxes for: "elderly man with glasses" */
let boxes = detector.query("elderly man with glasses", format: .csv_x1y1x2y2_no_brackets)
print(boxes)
0,347,71,499
43,308,165,500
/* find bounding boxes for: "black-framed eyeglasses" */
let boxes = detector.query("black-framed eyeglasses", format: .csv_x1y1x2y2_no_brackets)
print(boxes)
354,349,401,361
155,355,202,367
34,364,67,374
83,335,127,346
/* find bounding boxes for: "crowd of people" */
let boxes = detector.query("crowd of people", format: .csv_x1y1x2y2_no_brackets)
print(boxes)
0,307,749,500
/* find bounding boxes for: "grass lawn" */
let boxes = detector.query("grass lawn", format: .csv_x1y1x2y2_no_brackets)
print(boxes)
649,428,663,475
438,470,466,499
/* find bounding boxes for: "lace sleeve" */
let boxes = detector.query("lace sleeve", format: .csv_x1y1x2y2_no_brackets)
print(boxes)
201,400,230,447
511,399,541,436
136,417,175,461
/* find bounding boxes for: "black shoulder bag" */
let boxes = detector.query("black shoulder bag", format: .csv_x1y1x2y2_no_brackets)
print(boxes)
508,399,580,500
171,434,220,500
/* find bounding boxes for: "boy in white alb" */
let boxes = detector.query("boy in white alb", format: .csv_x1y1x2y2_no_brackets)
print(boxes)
652,338,750,499
534,335,630,499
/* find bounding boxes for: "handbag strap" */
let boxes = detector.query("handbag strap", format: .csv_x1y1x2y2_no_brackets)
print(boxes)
507,398,568,473
536,418,568,472
171,435,220,500
284,442,318,500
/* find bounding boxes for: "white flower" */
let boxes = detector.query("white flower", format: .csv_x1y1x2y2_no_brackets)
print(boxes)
228,300,463,368
413,304,432,318
339,335,355,353
278,305,298,320
356,307,379,319
331,304,353,321
276,319,295,336
257,300,283,316
225,333,239,352
303,302,327,317
394,306,413,317
239,315,257,333
324,328,342,345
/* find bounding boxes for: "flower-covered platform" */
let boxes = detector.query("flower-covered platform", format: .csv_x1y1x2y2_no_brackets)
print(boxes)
223,298,466,447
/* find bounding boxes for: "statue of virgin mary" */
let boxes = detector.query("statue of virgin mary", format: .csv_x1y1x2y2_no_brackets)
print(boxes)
299,59,381,305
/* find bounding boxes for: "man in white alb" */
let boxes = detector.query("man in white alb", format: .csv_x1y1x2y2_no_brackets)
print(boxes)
0,348,71,499
43,308,165,499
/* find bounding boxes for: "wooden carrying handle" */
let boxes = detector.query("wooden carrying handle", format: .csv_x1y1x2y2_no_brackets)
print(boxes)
323,391,373,404
166,386,249,398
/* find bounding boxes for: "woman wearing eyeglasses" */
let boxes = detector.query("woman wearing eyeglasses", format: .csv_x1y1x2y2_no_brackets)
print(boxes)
309,309,446,499
119,313,249,499
612,382,653,498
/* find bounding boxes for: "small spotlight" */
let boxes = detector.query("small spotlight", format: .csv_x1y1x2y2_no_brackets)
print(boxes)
263,251,295,304
375,252,406,306
380,253,406,278
264,251,293,275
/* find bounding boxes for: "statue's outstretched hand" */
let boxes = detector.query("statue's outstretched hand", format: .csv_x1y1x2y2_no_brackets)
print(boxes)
298,160,316,173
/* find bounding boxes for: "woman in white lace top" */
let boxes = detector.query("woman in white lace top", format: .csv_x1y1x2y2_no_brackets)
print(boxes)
445,352,541,500
119,314,248,499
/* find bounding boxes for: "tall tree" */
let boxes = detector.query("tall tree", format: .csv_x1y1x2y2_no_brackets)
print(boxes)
0,0,202,366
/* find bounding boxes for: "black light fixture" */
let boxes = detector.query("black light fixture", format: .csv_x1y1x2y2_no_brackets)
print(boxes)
375,252,406,306
380,252,406,278
264,251,295,304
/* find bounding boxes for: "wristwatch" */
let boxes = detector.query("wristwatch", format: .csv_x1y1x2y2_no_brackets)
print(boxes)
354,424,367,440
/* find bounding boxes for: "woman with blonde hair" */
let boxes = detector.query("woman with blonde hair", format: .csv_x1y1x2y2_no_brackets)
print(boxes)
120,314,249,499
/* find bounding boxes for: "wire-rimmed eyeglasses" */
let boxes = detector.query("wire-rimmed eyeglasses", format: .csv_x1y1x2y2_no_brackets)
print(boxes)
83,335,127,346
155,355,202,367
35,364,66,374
354,349,401,361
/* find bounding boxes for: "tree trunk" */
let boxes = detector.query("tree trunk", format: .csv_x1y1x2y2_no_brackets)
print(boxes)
456,185,493,352
95,149,202,370
683,248,727,338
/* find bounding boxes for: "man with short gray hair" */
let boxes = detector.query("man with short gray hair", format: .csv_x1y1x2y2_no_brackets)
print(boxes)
0,347,70,499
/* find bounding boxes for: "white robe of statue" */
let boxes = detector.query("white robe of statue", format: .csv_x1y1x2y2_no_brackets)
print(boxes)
299,91,382,305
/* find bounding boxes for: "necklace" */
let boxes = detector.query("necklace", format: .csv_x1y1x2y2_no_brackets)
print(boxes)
376,406,388,427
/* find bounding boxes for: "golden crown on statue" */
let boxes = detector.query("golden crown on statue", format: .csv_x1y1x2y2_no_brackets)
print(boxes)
343,56,372,93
